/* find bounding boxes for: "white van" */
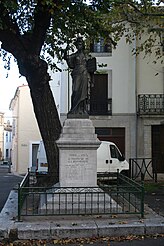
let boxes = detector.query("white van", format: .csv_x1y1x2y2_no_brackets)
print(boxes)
97,141,129,174
36,140,129,174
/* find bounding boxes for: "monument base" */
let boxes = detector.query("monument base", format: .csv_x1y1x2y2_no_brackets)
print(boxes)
39,186,122,215
56,118,100,187
39,118,121,215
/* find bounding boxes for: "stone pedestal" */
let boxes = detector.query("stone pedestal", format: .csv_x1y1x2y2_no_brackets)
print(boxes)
56,118,100,187
39,118,121,215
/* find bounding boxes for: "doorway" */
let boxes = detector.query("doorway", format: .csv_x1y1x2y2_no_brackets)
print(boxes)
90,74,108,115
31,143,39,172
152,125,164,173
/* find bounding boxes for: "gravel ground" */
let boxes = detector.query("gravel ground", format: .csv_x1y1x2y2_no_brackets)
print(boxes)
144,181,164,216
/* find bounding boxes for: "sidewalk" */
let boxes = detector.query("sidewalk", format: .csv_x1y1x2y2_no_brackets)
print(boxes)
0,190,164,241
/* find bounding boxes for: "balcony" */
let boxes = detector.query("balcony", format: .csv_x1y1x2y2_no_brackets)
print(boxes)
88,99,112,116
138,94,164,115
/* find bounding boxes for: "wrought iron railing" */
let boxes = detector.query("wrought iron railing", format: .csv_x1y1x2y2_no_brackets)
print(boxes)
88,99,112,115
138,94,164,115
129,158,157,182
18,171,30,220
17,171,144,221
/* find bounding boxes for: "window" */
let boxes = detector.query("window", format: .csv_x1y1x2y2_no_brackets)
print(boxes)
12,119,16,136
89,74,111,115
110,144,122,160
6,133,8,142
90,37,112,53
6,149,9,158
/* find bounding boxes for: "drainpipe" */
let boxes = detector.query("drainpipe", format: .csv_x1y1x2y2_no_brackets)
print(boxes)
68,69,70,112
134,36,138,159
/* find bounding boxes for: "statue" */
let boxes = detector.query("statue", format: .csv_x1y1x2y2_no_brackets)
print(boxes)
64,37,96,118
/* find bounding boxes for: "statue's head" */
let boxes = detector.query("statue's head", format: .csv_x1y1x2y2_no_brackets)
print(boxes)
74,37,85,50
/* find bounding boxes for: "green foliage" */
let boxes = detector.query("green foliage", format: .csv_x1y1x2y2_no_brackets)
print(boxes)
0,0,163,70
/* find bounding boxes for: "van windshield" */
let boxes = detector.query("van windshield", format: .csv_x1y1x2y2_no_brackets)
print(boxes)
110,144,122,159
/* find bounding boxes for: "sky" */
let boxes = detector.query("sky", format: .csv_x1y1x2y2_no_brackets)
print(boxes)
0,58,27,119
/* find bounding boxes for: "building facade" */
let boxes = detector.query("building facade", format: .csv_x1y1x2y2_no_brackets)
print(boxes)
58,36,137,160
10,85,42,174
3,120,12,162
136,36,164,175
58,35,164,178
9,34,163,177
0,112,4,160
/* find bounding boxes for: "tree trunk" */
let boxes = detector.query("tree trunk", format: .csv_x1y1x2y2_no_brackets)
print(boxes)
18,57,62,186
30,82,61,184
0,5,62,186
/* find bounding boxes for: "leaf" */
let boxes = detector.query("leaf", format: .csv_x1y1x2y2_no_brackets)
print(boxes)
53,239,59,244
111,214,117,218
118,221,128,224
95,215,102,218
62,239,72,244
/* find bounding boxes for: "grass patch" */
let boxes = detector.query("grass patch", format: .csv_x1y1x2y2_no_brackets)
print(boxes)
144,182,164,193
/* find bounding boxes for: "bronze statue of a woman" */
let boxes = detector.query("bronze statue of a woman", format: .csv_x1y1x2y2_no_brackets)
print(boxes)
64,37,96,118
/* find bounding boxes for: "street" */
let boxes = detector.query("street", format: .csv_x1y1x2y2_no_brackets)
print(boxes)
66,237,164,246
6,236,163,245
0,165,23,211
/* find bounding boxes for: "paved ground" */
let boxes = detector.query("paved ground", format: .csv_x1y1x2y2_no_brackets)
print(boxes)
0,185,164,244
143,181,164,217
0,165,23,211
0,166,164,245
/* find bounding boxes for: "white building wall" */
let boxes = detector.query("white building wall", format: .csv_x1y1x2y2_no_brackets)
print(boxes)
89,36,136,114
136,34,163,94
10,85,42,174
56,36,137,159
94,37,136,159
49,62,69,121
137,59,163,94
4,128,12,160
136,34,164,162
49,70,61,116
0,113,4,160
11,90,19,172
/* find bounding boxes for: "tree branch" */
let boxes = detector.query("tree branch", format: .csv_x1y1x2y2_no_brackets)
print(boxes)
0,3,20,35
31,1,52,55
114,1,164,17
0,3,25,59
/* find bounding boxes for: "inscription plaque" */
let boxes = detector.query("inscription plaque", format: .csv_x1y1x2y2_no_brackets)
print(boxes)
66,153,89,181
